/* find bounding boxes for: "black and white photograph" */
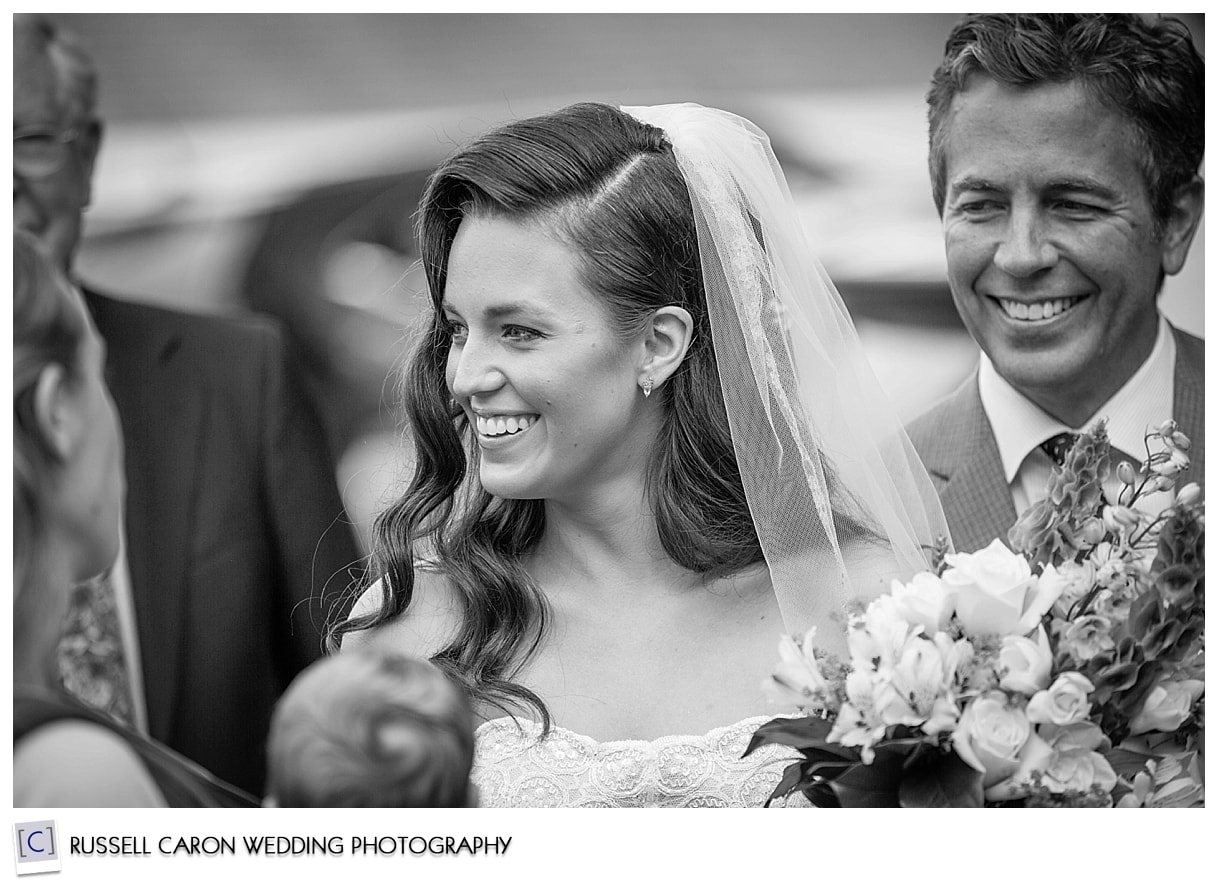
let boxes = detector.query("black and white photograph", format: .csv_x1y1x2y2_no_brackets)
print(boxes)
10,10,1206,877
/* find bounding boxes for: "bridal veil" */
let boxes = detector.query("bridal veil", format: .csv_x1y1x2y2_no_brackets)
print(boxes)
623,104,951,651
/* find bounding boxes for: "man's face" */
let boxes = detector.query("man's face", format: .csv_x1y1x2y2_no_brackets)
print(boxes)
940,77,1193,423
13,44,99,273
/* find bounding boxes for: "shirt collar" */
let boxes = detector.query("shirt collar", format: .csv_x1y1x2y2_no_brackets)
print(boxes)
978,316,1175,483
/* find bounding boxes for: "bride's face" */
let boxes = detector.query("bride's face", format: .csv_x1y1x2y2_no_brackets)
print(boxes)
442,215,653,505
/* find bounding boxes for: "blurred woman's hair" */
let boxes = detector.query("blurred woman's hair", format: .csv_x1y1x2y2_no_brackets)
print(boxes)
330,103,868,726
13,230,88,646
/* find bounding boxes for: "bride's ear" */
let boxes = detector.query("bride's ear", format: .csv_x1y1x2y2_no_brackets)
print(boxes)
638,306,694,392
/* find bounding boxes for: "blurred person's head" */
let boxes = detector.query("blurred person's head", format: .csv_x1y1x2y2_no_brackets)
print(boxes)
926,14,1204,425
13,230,124,686
13,13,103,273
266,651,476,807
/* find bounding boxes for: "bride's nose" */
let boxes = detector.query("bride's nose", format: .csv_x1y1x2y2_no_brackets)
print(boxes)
448,336,507,400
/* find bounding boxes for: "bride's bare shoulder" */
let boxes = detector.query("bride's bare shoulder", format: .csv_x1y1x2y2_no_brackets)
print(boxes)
340,566,462,659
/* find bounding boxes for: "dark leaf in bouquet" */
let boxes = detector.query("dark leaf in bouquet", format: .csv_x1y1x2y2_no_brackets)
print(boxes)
827,744,914,808
802,779,843,808
898,750,984,808
1085,637,1144,702
1128,589,1162,642
743,716,839,756
1106,746,1159,781
1111,659,1164,719
764,759,814,807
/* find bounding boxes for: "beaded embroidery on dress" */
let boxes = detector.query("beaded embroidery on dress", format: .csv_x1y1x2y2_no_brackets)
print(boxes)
472,716,809,808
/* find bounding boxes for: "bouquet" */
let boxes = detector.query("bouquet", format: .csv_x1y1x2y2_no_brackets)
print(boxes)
748,419,1203,807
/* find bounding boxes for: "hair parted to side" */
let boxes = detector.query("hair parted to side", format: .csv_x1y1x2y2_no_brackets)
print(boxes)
927,13,1204,226
13,230,88,645
327,103,763,728
15,13,99,124
267,651,475,808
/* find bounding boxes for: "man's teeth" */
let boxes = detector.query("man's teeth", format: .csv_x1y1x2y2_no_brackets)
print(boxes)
999,297,1080,321
476,414,537,437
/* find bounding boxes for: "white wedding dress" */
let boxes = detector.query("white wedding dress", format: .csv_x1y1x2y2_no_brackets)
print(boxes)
472,715,810,808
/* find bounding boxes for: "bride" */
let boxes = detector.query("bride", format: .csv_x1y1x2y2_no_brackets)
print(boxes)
334,102,949,807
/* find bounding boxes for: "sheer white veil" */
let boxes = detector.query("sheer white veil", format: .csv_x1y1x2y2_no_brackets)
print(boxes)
623,103,951,653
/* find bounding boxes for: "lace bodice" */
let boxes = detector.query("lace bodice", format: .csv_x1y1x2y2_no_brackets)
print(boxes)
472,715,809,808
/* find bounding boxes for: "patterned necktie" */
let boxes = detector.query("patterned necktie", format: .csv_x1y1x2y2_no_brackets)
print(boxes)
1040,432,1080,467
57,574,136,727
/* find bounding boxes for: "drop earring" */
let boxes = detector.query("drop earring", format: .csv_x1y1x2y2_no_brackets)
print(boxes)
642,376,654,398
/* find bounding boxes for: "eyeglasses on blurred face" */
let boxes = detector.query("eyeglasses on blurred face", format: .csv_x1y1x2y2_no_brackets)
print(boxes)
14,126,81,178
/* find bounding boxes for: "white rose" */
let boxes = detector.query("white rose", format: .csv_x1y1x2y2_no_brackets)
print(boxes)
942,539,1064,637
952,691,1031,790
1128,679,1204,735
889,571,957,634
1026,672,1095,726
997,627,1053,696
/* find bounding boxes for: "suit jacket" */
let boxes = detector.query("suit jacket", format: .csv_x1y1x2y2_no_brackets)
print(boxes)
84,288,362,796
907,325,1204,554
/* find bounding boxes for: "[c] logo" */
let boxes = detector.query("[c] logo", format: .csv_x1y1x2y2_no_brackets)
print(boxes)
12,821,61,876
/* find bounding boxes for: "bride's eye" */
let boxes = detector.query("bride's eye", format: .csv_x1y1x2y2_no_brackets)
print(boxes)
503,324,543,343
442,318,468,345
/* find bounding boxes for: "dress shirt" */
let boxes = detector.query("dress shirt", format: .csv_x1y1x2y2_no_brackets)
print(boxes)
978,315,1178,520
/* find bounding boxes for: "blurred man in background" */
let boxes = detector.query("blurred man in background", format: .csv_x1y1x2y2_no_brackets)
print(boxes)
908,13,1205,553
14,13,361,796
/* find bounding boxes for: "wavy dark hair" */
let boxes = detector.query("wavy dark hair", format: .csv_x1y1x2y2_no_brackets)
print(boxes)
330,102,870,728
927,14,1204,230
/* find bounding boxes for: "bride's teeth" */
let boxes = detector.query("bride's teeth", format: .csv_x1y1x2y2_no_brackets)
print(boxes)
476,414,536,437
1028,303,1044,320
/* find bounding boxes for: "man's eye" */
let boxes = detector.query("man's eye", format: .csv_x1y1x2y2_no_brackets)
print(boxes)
956,199,1001,215
1054,200,1100,214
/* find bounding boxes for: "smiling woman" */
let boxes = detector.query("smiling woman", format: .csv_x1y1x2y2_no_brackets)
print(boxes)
331,101,950,807
442,215,687,505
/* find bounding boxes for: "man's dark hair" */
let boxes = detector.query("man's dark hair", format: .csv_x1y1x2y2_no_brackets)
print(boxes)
927,14,1204,227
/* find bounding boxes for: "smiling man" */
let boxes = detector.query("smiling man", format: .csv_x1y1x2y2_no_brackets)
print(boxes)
907,14,1204,552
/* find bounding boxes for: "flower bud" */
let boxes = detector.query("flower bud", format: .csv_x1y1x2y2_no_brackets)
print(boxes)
1108,505,1140,532
1153,459,1183,479
1170,431,1191,451
1156,475,1176,493
1176,483,1202,507
1079,518,1105,546
1158,419,1178,437
1117,461,1137,486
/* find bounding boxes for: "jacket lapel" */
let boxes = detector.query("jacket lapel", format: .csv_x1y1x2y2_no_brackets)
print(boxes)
924,376,1018,553
84,289,201,743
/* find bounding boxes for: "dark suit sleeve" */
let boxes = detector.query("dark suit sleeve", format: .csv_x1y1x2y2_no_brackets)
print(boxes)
254,322,363,674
